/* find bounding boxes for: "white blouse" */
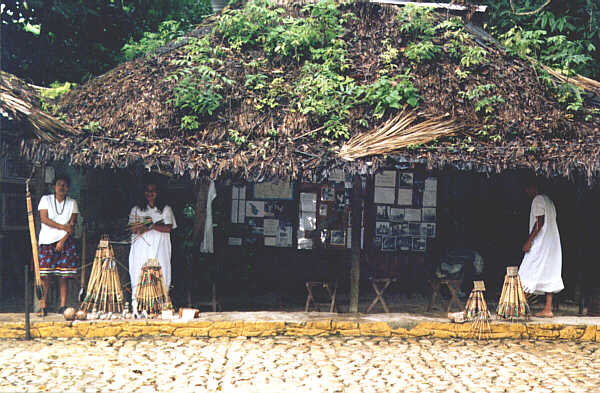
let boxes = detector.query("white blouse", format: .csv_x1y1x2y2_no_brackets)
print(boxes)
38,194,79,244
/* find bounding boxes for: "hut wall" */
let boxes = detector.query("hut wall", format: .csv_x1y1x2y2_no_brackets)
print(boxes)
6,167,589,312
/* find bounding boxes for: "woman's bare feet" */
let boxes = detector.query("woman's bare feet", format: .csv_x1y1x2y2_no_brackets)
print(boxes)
534,311,554,318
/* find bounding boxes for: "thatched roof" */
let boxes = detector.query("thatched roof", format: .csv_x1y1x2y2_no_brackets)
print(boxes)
19,1,600,182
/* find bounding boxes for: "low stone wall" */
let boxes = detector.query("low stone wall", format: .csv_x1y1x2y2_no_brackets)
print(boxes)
0,320,598,341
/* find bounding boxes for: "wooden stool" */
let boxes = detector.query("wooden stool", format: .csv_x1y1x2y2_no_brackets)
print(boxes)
366,278,396,313
305,281,337,312
427,279,463,312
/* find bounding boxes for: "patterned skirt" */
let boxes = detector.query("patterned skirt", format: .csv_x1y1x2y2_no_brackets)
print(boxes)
38,237,79,278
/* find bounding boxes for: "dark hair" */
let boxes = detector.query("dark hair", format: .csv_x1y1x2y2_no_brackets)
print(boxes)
54,174,71,186
135,182,166,212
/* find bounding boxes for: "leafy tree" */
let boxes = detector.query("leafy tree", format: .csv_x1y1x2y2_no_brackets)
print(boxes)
482,0,600,78
1,0,211,84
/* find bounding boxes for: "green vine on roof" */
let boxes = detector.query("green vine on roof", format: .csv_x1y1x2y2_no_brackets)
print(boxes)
169,0,422,142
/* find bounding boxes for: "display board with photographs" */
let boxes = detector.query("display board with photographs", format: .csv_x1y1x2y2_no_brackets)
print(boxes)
297,171,365,250
373,168,437,253
229,183,295,248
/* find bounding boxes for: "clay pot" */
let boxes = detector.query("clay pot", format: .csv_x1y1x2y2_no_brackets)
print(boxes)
63,307,76,321
75,310,87,320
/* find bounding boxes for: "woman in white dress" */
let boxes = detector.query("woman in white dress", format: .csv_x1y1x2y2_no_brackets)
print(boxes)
519,180,563,317
128,182,177,299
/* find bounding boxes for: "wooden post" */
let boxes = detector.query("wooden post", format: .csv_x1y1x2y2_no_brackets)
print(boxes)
349,174,362,313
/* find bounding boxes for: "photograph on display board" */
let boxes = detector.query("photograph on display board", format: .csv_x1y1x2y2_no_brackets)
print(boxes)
421,223,436,238
330,230,346,246
409,222,421,236
405,208,421,222
425,177,437,191
252,179,293,200
376,205,389,220
382,236,396,251
392,223,409,236
422,207,436,222
397,237,412,251
376,221,391,235
335,190,345,210
246,201,265,217
263,218,278,237
300,192,317,212
228,237,243,246
319,204,328,216
412,237,427,252
389,207,405,222
423,190,437,207
277,221,293,247
264,201,285,217
300,212,317,231
398,172,414,187
248,218,264,235
321,186,335,201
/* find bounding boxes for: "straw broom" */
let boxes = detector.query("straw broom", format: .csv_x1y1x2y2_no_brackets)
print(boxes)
338,109,463,161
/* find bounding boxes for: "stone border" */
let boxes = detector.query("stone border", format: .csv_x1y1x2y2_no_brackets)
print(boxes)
0,320,597,341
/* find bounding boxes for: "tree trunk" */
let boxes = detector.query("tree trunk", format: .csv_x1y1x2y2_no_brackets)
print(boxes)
349,174,362,313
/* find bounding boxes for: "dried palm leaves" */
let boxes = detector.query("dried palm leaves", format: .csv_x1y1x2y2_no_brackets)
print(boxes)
0,71,80,142
338,109,462,161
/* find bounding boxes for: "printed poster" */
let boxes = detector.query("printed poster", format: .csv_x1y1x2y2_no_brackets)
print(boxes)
374,187,395,204
397,188,413,205
375,170,396,188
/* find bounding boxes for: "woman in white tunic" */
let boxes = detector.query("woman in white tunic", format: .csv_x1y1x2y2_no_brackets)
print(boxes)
128,183,177,298
519,181,563,317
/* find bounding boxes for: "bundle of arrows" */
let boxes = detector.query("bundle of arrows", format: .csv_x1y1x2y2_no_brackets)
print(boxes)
497,266,530,321
134,258,172,314
80,235,124,313
465,280,491,339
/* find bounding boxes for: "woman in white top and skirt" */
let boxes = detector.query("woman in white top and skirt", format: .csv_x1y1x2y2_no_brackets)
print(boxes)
128,182,177,299
519,179,564,317
37,175,79,316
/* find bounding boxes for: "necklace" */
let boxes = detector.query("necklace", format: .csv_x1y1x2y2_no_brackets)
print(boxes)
54,195,66,215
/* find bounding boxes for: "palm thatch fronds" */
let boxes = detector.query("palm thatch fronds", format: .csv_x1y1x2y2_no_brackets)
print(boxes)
540,64,600,97
338,110,463,161
0,71,80,142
